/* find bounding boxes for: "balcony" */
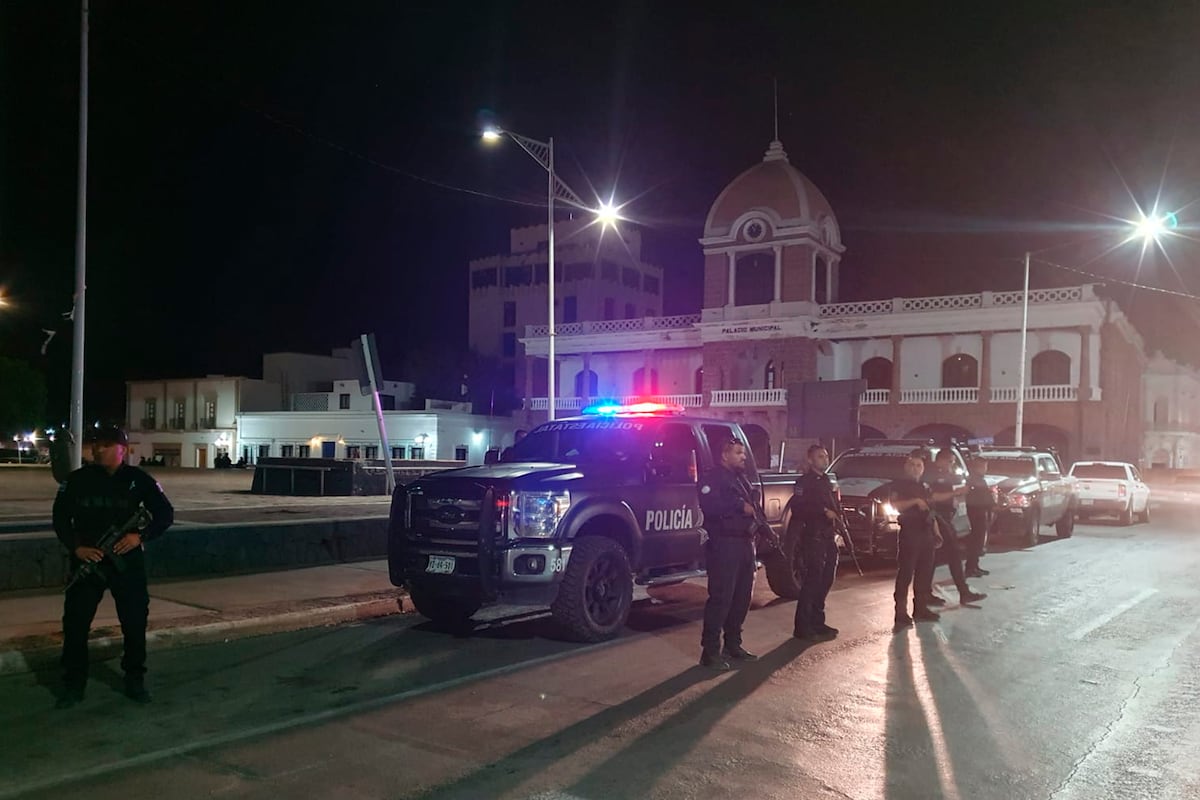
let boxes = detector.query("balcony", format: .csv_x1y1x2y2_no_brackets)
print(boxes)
168,418,186,430
526,313,701,338
525,394,704,411
710,389,788,407
139,418,157,431
861,389,890,405
198,417,218,429
989,385,1078,403
900,388,979,405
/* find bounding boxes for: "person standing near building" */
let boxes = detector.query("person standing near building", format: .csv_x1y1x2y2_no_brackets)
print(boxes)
964,456,995,577
889,455,943,629
792,444,841,641
53,425,174,708
698,438,760,671
925,449,987,605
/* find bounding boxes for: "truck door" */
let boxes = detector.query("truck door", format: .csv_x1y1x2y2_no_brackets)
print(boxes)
636,422,704,568
1037,455,1065,520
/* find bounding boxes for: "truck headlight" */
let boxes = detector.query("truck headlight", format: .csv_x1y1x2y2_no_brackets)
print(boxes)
1002,493,1030,508
873,499,899,524
512,491,571,538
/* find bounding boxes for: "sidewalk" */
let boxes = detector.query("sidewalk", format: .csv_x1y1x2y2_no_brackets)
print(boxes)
0,560,407,676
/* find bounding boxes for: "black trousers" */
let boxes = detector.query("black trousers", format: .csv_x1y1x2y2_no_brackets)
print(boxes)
894,527,935,616
794,534,839,634
965,507,991,570
62,552,149,688
931,513,970,594
701,536,757,655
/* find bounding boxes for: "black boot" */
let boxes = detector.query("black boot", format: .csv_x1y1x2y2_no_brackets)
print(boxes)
124,675,151,703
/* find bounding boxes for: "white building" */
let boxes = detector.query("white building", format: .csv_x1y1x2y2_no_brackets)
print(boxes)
1142,352,1200,469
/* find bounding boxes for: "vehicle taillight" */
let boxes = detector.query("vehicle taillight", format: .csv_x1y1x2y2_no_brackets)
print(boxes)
495,493,510,535
1118,484,1127,498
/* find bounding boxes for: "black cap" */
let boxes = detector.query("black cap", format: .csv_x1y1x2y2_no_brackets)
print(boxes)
87,424,128,446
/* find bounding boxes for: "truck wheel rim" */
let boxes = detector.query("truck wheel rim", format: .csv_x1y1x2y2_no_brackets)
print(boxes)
585,555,623,624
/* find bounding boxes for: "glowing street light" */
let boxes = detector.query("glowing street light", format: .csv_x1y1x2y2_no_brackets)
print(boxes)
481,125,622,420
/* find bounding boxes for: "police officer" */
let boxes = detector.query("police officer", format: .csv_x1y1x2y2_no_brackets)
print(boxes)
53,425,174,708
965,456,994,577
792,444,841,641
889,455,942,629
698,438,760,671
925,449,986,605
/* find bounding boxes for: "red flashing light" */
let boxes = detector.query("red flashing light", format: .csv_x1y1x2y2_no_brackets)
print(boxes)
583,400,684,416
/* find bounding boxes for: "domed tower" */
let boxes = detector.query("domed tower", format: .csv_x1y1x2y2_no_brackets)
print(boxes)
699,139,844,318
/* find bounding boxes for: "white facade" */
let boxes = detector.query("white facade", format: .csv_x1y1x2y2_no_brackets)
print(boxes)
237,409,518,465
1142,353,1200,469
291,379,416,412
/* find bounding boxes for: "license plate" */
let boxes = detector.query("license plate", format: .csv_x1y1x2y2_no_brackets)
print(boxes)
425,555,455,574
1082,499,1094,506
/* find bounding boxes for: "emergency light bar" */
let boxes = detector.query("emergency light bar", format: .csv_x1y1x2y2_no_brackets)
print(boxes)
582,401,685,416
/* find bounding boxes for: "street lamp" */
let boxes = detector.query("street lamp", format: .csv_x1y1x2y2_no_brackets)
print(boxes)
1014,211,1172,446
482,125,615,421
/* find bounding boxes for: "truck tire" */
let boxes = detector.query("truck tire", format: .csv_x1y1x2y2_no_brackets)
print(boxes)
1119,504,1134,526
551,536,633,642
1024,507,1041,547
1055,506,1075,538
1138,503,1151,524
763,520,804,600
407,583,480,632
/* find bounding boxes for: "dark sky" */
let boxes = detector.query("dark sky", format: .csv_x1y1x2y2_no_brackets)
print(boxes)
3,1,1200,422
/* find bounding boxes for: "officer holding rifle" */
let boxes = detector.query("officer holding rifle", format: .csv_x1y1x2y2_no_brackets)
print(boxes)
53,425,174,708
792,444,842,641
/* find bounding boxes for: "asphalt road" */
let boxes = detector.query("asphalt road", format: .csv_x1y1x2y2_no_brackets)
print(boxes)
2,505,1197,800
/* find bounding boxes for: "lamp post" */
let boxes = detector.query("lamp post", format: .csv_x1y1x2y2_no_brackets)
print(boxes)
482,127,618,421
1014,211,1171,447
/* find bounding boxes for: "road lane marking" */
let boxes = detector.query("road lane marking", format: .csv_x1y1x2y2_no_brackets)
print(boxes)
1067,588,1158,641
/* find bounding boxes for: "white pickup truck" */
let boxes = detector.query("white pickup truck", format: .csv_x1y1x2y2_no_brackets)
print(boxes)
1068,461,1151,525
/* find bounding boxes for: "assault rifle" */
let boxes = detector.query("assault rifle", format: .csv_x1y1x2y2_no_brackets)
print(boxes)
832,512,864,576
64,506,151,593
734,475,781,555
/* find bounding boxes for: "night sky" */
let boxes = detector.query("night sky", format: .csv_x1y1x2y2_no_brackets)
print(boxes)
3,1,1200,423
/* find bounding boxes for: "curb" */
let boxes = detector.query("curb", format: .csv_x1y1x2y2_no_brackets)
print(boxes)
0,594,410,677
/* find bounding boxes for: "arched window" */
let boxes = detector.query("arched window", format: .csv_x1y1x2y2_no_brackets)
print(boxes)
814,255,830,304
574,370,598,398
764,360,777,390
941,354,978,388
1154,397,1169,426
694,367,704,395
632,368,659,394
1031,350,1071,386
734,252,774,306
861,357,893,390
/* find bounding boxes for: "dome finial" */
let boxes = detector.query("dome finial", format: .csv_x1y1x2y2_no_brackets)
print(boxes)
764,139,788,163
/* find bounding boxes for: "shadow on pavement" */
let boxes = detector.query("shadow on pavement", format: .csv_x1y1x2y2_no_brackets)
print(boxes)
883,632,942,799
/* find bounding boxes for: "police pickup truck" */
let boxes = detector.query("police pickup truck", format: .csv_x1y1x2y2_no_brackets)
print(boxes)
978,446,1077,545
388,403,802,642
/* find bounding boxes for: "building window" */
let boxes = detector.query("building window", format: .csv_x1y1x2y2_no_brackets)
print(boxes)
624,303,636,319
504,265,533,287
364,446,378,459
503,301,516,327
734,252,774,306
765,360,777,390
861,357,893,390
1031,350,1071,385
391,446,406,460
281,444,295,458
339,393,351,409
203,400,216,428
1154,397,1169,426
346,445,362,459
603,298,615,320
173,401,186,430
534,263,549,284
633,367,659,394
622,267,640,289
695,367,704,394
410,446,425,460
472,268,498,288
297,445,311,458
380,394,396,411
601,261,618,282
644,275,660,295
144,399,156,430
455,446,468,461
563,296,578,323
502,333,517,358
575,370,598,397
258,444,270,460
941,354,979,388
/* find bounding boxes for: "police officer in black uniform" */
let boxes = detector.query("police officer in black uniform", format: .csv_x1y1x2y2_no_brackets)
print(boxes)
792,444,841,641
964,456,994,577
698,437,760,671
53,425,174,708
925,449,986,605
889,455,942,630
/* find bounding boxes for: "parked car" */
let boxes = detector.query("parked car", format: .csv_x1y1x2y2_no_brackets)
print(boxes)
977,447,1077,546
1068,461,1151,525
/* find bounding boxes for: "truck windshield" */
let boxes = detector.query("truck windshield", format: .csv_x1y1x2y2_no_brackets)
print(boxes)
503,421,650,464
985,457,1036,478
1070,464,1128,480
829,454,910,481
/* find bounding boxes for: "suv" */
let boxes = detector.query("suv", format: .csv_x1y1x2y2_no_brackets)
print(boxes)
826,440,970,559
388,404,798,642
977,447,1076,545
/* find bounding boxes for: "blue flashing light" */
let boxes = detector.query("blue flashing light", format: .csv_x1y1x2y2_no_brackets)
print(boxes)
582,400,684,416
